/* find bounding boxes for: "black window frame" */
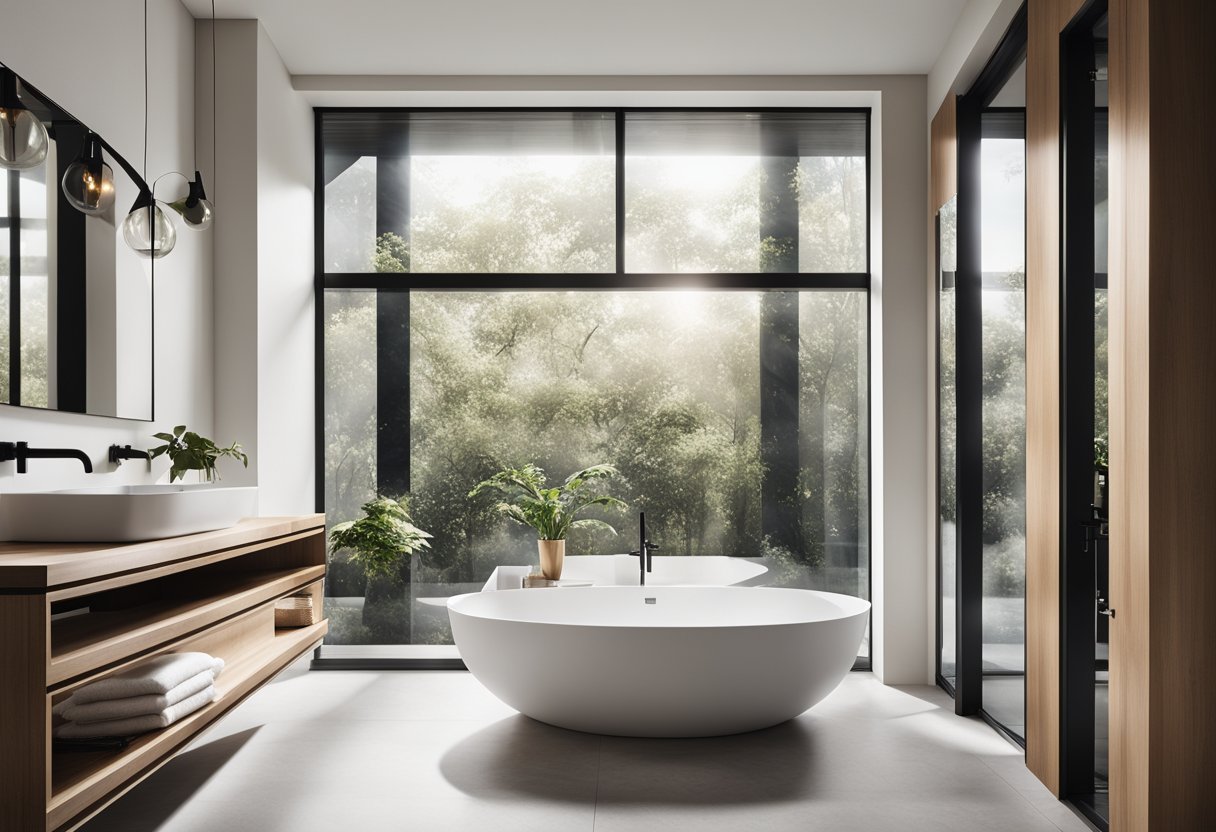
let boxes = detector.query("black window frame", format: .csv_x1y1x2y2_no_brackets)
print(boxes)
314,106,873,670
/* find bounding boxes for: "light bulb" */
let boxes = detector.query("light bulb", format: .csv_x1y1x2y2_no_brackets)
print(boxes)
61,133,115,215
0,107,48,170
167,171,214,229
122,191,176,259
0,69,49,171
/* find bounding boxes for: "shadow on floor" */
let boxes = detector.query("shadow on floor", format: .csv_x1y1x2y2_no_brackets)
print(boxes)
440,714,820,805
80,727,261,831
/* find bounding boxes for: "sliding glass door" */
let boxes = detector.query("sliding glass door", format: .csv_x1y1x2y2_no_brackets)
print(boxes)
937,4,1028,742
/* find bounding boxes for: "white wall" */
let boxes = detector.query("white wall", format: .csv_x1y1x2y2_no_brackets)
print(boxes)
202,19,315,515
0,0,213,492
297,75,930,683
254,25,315,515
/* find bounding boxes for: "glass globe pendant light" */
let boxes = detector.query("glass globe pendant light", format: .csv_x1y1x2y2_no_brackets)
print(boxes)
61,132,116,215
167,170,214,229
122,188,176,259
0,67,49,171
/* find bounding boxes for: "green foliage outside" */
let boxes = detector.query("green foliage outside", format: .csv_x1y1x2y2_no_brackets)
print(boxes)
372,232,409,273
149,425,249,483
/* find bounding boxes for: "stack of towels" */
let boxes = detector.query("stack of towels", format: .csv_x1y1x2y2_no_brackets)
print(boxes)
54,652,225,739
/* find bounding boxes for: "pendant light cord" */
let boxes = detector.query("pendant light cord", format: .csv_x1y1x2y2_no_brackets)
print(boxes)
143,0,148,185
145,0,155,274
212,0,216,202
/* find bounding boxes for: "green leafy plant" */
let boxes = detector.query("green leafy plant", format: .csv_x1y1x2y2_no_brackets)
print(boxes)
149,425,249,483
469,463,626,540
328,495,432,578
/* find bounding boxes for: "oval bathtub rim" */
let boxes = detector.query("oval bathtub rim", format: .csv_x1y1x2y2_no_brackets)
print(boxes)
446,585,871,630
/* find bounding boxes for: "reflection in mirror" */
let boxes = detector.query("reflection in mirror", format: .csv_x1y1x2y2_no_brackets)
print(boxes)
0,62,152,420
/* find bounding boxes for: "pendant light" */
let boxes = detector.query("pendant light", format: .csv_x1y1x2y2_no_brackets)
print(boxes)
167,169,213,229
166,0,216,230
0,67,49,171
123,187,177,258
61,131,116,215
122,0,175,258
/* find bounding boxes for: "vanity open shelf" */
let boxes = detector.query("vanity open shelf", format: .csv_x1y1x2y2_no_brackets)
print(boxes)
0,515,327,832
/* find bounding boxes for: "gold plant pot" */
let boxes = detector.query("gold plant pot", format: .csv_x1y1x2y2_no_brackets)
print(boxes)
537,539,566,580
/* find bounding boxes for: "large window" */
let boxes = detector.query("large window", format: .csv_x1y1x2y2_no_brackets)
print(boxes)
318,109,871,664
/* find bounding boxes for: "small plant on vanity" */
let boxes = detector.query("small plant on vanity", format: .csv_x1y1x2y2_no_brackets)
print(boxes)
469,463,626,581
148,425,249,483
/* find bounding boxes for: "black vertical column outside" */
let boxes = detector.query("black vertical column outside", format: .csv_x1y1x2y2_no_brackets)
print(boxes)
53,123,87,413
758,126,802,555
954,95,984,716
372,151,412,643
375,155,411,498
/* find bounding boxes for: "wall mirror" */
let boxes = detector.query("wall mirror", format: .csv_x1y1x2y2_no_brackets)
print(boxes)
1,60,153,421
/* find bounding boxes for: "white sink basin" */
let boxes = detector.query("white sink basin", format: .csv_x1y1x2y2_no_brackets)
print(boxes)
0,485,258,543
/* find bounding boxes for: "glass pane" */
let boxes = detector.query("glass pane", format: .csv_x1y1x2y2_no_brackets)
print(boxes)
322,289,869,657
624,112,867,273
321,112,616,274
322,290,381,644
18,167,47,219
980,130,1026,739
324,156,377,273
19,272,48,409
938,195,958,686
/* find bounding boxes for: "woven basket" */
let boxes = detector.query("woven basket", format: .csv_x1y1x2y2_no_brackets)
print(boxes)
274,594,316,628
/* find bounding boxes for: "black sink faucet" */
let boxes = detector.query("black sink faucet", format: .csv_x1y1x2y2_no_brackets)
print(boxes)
629,512,660,586
109,444,150,464
0,441,93,473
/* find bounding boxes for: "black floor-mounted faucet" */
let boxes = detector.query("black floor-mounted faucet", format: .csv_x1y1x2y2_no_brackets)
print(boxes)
629,512,660,586
0,441,93,473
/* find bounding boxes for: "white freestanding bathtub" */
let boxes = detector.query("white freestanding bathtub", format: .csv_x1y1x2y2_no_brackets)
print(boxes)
447,586,869,737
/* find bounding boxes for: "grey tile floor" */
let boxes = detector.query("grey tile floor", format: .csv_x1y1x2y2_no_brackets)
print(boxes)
81,662,1095,832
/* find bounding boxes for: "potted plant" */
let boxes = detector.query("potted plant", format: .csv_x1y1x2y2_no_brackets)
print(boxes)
149,425,248,483
327,496,433,641
469,463,625,580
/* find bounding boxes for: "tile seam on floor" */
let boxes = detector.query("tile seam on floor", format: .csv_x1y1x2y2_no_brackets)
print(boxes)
591,734,603,831
973,751,1079,832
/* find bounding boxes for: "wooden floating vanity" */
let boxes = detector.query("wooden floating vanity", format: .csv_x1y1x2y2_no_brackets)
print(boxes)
0,515,328,832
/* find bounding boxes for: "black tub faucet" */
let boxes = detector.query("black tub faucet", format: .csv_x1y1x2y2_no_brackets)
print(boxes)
0,441,93,473
629,512,660,586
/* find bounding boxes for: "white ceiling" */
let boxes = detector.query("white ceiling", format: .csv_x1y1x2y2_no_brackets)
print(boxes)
180,0,970,77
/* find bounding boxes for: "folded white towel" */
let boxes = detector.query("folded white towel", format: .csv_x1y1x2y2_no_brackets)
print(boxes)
54,685,216,739
57,669,216,724
69,653,224,706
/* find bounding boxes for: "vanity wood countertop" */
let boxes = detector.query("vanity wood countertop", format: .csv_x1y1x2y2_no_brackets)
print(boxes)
0,513,329,832
0,515,325,591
